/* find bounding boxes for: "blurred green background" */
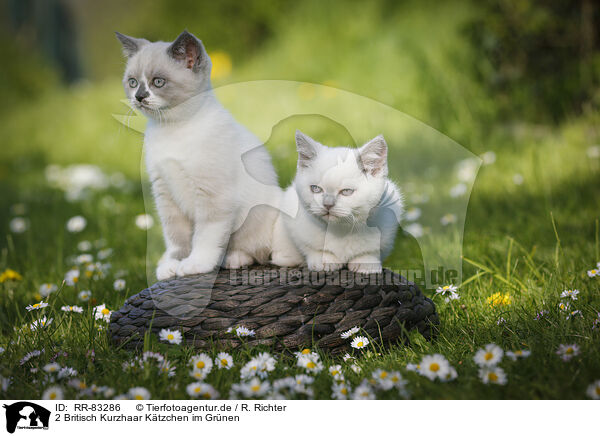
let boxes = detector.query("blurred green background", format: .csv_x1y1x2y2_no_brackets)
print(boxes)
0,0,599,278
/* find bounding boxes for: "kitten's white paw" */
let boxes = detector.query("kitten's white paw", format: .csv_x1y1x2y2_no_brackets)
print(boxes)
156,258,180,281
176,256,218,276
271,253,302,268
348,261,382,274
224,250,254,269
306,253,342,272
271,250,303,268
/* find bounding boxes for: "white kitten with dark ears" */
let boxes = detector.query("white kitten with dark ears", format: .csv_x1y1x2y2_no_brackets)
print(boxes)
116,30,292,279
274,131,403,273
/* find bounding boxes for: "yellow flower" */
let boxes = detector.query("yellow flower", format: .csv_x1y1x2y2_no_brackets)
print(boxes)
0,269,23,283
487,292,512,307
209,51,232,80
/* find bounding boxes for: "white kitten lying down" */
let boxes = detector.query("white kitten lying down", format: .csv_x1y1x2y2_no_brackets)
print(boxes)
273,131,404,274
116,30,297,279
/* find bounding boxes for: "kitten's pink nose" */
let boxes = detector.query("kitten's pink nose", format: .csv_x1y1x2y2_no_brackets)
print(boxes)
323,194,336,210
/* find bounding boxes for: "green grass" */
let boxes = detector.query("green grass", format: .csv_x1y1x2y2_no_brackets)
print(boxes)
1,0,600,400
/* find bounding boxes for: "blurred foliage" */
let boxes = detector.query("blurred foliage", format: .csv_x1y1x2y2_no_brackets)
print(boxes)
465,0,600,122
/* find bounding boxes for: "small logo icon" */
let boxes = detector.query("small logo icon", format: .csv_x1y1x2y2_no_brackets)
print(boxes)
2,402,50,433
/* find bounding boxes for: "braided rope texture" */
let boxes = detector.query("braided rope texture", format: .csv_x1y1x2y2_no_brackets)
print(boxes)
109,267,439,353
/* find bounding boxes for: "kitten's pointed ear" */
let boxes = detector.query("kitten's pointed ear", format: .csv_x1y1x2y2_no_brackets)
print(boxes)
295,130,319,168
358,135,388,176
168,30,205,72
115,32,148,58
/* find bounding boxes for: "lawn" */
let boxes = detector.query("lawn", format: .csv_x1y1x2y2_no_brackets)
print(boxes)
1,0,599,400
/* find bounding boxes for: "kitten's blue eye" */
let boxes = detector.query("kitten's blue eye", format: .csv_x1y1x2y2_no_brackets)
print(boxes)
128,78,138,88
153,77,166,88
340,188,354,196
310,185,323,194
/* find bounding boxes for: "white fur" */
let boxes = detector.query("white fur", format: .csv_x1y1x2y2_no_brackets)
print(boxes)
119,32,295,279
274,131,403,274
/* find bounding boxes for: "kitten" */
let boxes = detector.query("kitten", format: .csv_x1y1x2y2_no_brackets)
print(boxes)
274,130,403,273
116,30,293,279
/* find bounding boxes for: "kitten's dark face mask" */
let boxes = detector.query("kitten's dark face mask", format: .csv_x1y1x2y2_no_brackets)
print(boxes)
116,31,212,120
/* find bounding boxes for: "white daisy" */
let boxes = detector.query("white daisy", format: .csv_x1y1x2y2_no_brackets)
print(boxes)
158,329,182,345
350,336,369,349
505,349,531,361
404,223,424,238
341,326,360,339
215,352,233,369
556,344,580,361
587,268,599,277
97,248,113,260
332,382,351,400
128,387,151,400
61,305,84,313
406,363,419,372
113,279,126,291
240,353,276,379
66,216,87,233
43,363,61,373
158,360,176,378
296,353,323,374
237,377,270,398
57,367,77,379
558,301,570,312
418,354,450,381
77,240,92,251
30,317,53,331
293,348,314,358
77,290,91,301
586,380,600,400
39,283,58,297
75,254,93,265
342,353,354,361
512,173,524,185
65,269,81,286
328,365,345,381
440,213,457,226
20,349,42,365
479,367,507,385
235,326,255,337
93,304,111,322
186,382,218,399
481,151,496,165
9,217,29,233
352,381,375,400
560,289,580,300
26,301,48,311
435,284,460,302
190,353,213,378
389,371,408,389
135,214,154,229
68,379,88,390
442,366,458,382
42,386,64,400
566,310,583,320
404,207,421,221
474,343,504,367
372,369,396,390
449,183,467,197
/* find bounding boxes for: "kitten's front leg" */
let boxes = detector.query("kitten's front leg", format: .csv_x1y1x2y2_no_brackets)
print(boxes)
305,250,343,272
348,253,382,274
153,179,193,280
176,218,233,276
